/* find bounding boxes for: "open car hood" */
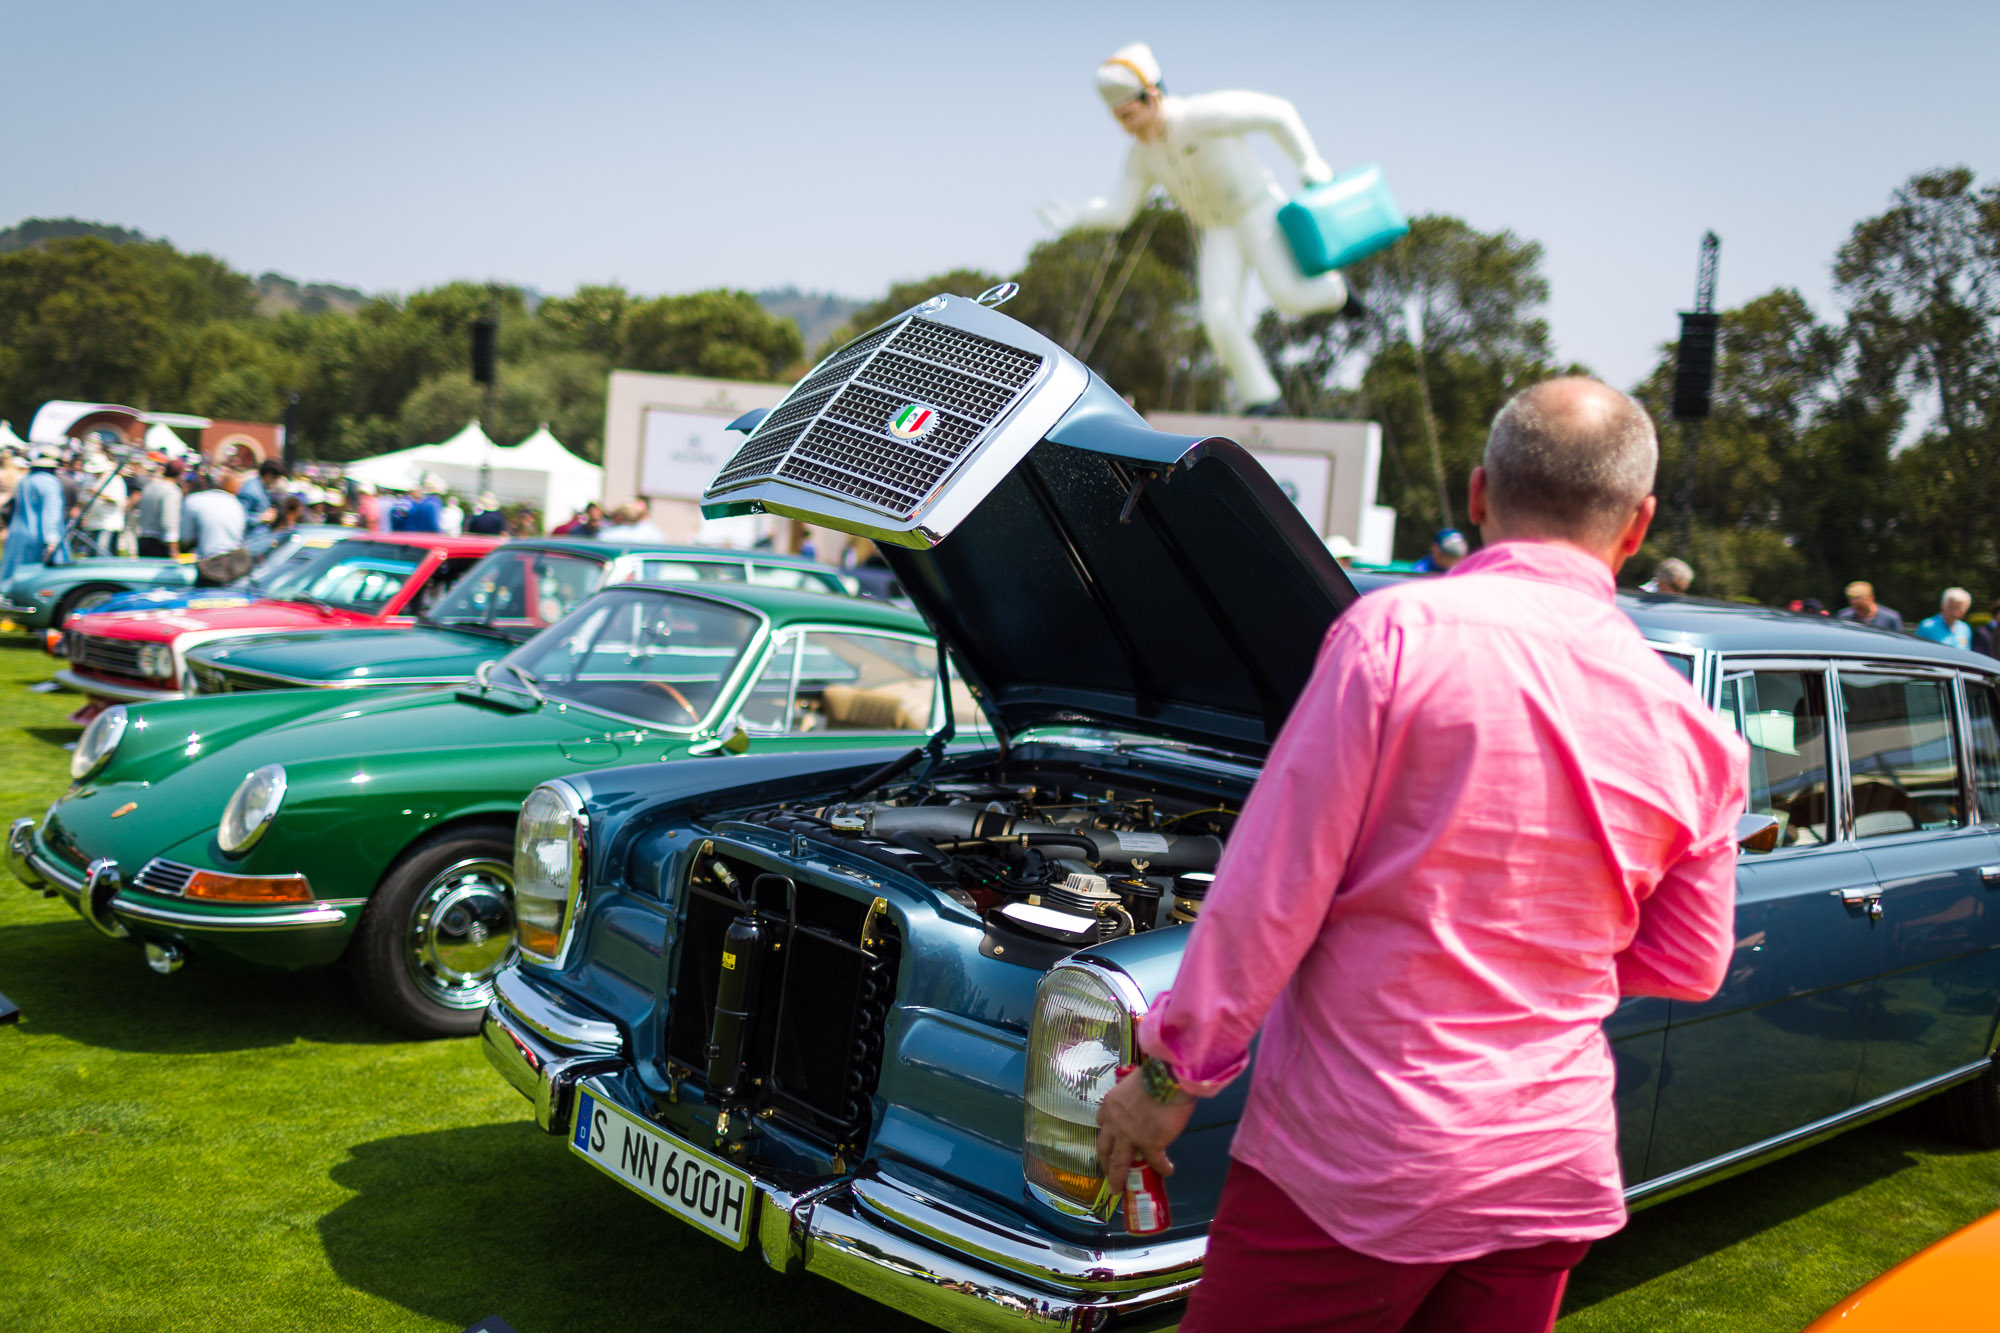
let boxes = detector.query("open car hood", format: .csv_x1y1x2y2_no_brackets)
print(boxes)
703,294,1358,758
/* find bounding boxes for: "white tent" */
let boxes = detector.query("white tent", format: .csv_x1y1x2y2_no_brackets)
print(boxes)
145,422,195,456
0,421,27,454
343,422,602,533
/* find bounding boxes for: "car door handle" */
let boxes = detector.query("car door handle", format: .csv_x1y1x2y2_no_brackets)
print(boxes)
1830,886,1885,920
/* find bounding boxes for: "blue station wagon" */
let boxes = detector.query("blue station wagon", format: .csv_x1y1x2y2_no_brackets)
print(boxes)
479,295,2000,1331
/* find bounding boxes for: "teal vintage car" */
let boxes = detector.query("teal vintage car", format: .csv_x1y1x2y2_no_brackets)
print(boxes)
183,539,859,695
0,525,348,630
9,581,954,1036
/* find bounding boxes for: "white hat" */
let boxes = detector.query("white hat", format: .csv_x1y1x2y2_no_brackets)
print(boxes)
1096,42,1160,107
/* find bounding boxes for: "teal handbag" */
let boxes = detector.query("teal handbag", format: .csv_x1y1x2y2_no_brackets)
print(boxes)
1278,165,1410,276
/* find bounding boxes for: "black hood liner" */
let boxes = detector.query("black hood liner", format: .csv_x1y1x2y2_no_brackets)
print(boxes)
883,437,1359,757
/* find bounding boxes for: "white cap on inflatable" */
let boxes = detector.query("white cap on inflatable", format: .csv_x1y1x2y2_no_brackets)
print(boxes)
1096,42,1160,107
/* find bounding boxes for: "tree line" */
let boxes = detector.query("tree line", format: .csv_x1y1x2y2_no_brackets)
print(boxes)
1,167,1993,615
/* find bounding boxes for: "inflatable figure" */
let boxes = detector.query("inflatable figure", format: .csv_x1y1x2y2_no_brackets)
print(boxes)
1042,43,1354,412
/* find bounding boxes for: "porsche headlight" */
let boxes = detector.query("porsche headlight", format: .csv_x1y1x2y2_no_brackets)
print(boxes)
218,764,287,854
515,781,588,964
71,705,129,781
1023,963,1136,1216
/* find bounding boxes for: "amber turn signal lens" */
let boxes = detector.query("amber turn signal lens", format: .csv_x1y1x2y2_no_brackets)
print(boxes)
1024,1156,1106,1205
182,871,314,903
517,919,562,958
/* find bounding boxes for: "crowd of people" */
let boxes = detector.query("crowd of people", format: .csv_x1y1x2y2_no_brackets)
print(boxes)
0,443,549,582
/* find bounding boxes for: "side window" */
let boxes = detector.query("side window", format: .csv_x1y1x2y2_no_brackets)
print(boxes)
1720,669,1832,848
415,556,484,616
747,563,844,595
1840,672,1964,837
737,636,798,736
641,559,744,584
798,632,937,733
1966,680,2000,823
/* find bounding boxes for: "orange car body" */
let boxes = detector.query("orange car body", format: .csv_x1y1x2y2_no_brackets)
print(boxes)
1802,1210,2000,1330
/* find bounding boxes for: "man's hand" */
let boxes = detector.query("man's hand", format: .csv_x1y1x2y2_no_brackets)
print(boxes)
1096,1066,1197,1183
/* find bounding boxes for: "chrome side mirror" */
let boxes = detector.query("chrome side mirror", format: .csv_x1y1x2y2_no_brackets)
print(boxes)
1736,813,1782,854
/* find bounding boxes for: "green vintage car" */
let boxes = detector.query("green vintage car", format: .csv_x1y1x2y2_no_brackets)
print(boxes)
9,581,954,1036
183,538,860,695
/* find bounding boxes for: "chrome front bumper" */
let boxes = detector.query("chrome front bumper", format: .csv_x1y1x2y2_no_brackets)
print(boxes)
483,967,1199,1332
52,669,183,704
9,817,350,938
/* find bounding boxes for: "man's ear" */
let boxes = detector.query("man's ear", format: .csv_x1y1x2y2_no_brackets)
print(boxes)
1467,467,1489,525
1615,495,1658,566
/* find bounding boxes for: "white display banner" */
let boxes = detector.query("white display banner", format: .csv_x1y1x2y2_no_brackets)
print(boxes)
1247,450,1333,535
641,409,740,501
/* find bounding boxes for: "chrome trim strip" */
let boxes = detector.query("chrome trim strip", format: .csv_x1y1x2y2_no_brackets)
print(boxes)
491,964,622,1052
110,897,349,931
52,668,182,703
1627,1058,1993,1207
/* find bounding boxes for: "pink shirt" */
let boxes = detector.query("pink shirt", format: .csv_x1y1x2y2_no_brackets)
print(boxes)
1139,541,1747,1263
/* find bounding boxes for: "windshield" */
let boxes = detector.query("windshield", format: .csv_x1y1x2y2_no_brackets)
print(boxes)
249,539,339,593
283,541,427,614
498,587,762,729
426,548,607,631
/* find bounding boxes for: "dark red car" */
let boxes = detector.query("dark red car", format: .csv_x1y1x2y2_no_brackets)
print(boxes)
57,534,501,704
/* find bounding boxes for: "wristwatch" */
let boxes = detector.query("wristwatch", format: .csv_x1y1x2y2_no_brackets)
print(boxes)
1140,1055,1182,1104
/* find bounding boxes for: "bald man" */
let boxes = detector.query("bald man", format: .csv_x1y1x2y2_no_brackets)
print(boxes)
1097,378,1746,1332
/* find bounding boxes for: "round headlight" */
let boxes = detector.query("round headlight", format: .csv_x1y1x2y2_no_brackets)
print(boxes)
514,781,588,964
137,644,166,679
218,764,287,854
71,705,129,781
1023,964,1136,1216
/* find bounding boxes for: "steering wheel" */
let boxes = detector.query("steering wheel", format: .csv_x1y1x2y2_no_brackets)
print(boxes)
643,680,701,723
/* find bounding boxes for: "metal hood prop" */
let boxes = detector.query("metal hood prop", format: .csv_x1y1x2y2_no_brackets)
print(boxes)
703,294,1359,757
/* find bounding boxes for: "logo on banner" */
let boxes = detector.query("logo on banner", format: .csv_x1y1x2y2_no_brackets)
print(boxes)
887,404,940,441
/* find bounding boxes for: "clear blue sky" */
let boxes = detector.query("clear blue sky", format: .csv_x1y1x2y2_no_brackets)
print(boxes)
8,0,1994,388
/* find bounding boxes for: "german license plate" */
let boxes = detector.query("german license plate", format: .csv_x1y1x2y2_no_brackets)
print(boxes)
570,1085,754,1247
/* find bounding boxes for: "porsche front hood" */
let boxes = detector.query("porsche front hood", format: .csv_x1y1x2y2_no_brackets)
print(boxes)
701,294,1357,757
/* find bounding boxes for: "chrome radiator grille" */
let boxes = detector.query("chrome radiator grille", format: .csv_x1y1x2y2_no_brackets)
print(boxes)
67,633,142,678
710,316,1045,517
133,859,198,895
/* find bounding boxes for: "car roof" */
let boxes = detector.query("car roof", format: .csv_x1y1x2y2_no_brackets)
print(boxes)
513,537,842,572
620,579,927,634
333,533,501,555
1345,569,1995,672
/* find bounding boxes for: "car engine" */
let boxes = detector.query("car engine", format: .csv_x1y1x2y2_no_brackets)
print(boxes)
742,781,1235,953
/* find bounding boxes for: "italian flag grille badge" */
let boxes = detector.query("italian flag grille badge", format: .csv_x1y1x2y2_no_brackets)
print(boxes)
887,404,938,440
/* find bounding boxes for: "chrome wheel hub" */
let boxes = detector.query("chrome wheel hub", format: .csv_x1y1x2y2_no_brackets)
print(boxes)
404,858,515,1010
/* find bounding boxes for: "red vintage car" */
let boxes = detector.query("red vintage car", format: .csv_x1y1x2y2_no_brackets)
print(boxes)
56,534,501,705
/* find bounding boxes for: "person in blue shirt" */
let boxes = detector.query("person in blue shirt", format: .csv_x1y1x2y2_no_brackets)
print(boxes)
2,451,73,579
237,459,286,534
1412,528,1468,573
1915,587,1973,650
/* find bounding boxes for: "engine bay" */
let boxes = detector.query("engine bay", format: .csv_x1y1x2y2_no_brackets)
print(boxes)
739,779,1237,957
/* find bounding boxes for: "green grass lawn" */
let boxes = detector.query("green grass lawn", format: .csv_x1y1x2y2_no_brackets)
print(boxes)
0,634,1994,1331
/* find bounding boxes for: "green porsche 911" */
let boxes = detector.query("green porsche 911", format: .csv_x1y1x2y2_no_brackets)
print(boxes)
10,580,962,1035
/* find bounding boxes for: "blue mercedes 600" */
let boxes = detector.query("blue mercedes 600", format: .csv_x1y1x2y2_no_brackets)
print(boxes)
480,293,2000,1331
